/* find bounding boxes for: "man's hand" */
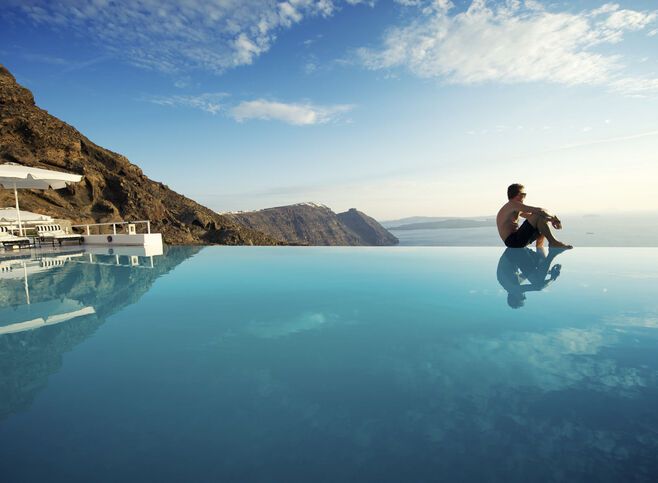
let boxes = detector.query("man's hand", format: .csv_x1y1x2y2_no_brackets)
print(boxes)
538,209,562,228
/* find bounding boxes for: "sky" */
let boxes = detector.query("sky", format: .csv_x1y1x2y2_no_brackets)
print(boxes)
1,0,657,220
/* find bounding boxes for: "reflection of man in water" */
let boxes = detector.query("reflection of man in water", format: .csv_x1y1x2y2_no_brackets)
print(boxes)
496,247,563,308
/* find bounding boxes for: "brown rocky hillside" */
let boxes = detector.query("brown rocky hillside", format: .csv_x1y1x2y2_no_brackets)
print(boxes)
0,64,277,245
229,203,398,246
337,208,399,246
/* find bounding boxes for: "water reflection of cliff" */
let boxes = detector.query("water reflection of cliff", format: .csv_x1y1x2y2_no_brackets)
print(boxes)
0,246,200,420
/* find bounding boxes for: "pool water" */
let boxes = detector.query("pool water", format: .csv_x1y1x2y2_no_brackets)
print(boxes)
1,246,658,482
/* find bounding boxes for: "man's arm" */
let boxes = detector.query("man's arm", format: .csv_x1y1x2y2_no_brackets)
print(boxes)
510,201,553,219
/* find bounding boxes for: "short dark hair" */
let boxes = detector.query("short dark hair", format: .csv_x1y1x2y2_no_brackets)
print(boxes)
507,293,525,309
507,183,524,200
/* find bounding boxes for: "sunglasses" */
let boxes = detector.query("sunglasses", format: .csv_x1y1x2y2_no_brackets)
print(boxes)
519,192,527,197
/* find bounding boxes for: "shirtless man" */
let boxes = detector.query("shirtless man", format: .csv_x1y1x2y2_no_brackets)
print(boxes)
496,183,572,249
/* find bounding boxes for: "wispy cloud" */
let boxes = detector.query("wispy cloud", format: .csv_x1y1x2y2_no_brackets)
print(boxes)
20,52,111,73
22,53,69,66
6,0,361,74
605,312,658,329
610,77,658,97
552,129,658,152
230,99,354,125
357,0,658,96
148,93,228,115
302,34,324,47
148,95,354,125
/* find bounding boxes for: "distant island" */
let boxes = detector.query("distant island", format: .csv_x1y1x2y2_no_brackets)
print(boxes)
230,203,398,246
384,217,494,231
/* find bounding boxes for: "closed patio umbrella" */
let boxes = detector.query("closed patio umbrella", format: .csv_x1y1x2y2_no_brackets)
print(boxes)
0,208,53,223
0,163,83,236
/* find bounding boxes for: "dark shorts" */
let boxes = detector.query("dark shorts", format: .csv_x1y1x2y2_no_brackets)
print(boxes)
504,220,540,248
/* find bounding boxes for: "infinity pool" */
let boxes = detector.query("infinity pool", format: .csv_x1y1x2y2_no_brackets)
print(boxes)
1,247,657,482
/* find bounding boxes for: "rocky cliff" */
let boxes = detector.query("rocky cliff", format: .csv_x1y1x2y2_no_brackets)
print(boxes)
337,208,399,246
0,64,277,245
229,203,398,246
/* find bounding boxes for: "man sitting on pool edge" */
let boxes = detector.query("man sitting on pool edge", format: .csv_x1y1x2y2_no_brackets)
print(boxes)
497,183,572,249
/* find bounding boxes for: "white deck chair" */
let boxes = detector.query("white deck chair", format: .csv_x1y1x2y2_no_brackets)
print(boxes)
36,224,84,246
0,225,31,249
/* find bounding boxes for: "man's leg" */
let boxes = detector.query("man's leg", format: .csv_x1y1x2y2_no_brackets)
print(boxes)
527,214,572,248
535,234,546,248
535,246,563,278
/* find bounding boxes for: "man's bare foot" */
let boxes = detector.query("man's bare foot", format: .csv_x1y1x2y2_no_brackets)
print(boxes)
550,264,561,279
549,241,573,249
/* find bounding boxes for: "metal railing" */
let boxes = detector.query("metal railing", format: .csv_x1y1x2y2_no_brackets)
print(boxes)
70,220,152,236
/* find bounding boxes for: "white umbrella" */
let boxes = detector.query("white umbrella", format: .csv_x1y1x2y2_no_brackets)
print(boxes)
0,163,83,236
0,208,53,223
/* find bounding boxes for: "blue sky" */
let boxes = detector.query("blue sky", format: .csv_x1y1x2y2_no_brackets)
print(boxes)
1,0,657,219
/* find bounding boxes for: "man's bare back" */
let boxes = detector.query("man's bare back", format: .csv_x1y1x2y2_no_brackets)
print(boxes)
496,200,526,241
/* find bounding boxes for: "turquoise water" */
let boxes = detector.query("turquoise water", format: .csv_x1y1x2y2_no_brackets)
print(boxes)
1,246,658,482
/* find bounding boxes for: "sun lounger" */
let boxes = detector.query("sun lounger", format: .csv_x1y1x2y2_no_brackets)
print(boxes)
36,224,84,246
0,226,31,249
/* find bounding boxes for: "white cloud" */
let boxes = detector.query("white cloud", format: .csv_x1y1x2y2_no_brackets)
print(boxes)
590,3,657,43
601,7,656,32
358,0,658,95
245,312,337,338
304,60,319,74
22,53,69,66
230,99,354,125
394,0,424,6
302,34,324,47
6,0,359,74
610,76,658,96
21,52,110,72
148,94,354,125
605,313,658,329
148,93,228,114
